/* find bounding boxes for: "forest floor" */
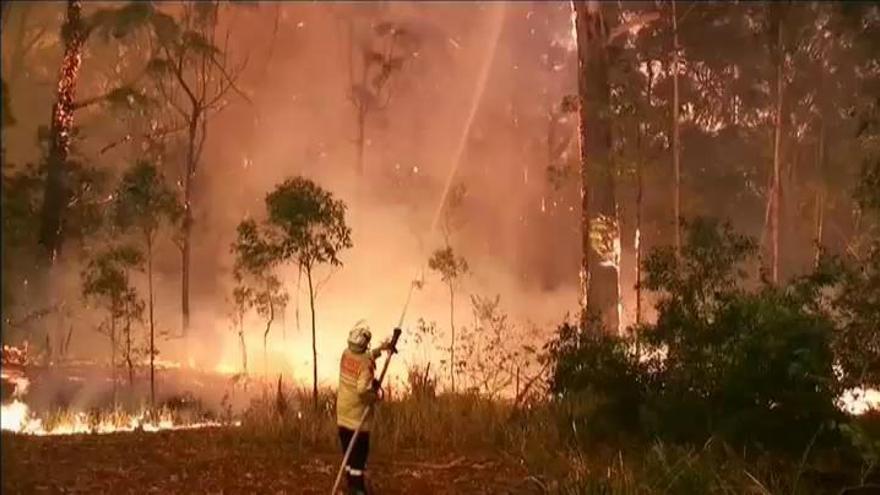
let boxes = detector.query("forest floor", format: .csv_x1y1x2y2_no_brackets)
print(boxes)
1,428,539,494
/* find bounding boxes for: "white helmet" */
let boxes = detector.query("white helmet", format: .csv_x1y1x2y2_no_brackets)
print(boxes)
348,320,371,353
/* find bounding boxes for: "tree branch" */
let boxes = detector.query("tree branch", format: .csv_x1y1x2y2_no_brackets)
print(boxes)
209,53,252,105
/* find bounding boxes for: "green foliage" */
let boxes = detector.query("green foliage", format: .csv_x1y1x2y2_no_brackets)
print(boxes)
428,246,468,285
113,161,180,241
550,219,846,451
642,218,757,318
832,249,880,390
54,160,111,243
860,160,880,216
81,244,144,324
264,177,352,270
548,320,648,444
1,163,42,250
230,219,288,327
827,156,880,391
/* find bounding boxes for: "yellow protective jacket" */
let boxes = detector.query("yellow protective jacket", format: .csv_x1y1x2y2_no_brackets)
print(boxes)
336,347,381,431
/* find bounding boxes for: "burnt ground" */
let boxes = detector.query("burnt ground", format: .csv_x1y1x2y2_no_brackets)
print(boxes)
1,429,541,494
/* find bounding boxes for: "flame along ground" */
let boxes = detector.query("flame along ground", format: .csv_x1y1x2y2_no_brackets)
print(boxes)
0,399,238,436
1,358,237,436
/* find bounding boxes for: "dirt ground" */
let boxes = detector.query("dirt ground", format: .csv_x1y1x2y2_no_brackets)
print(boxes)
1,429,542,494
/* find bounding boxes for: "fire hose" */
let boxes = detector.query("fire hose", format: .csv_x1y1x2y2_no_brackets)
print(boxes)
330,281,417,494
331,9,506,491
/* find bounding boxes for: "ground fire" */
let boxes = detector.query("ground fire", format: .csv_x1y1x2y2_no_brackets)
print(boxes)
2,1,880,494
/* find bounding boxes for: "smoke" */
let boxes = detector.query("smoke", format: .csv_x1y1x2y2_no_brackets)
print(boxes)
4,2,584,393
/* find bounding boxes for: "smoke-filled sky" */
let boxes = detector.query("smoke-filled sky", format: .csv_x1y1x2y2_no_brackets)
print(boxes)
4,0,875,399
3,2,588,386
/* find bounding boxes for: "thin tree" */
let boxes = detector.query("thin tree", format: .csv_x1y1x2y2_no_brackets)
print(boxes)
228,284,252,377
113,161,180,405
264,177,352,408
428,246,468,393
231,219,288,381
757,4,789,283
144,1,249,334
671,0,682,259
81,245,144,401
346,20,418,177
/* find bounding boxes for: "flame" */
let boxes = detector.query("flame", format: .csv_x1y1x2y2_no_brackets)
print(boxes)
214,362,239,375
0,400,237,436
840,388,880,416
1,400,42,433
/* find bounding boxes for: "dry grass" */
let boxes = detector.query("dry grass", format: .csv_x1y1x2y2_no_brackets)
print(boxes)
231,382,874,494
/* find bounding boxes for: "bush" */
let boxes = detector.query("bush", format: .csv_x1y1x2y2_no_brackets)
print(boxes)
547,320,648,444
549,218,845,451
644,287,842,449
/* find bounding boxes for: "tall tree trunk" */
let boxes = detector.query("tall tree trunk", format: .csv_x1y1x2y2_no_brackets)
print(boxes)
295,266,302,334
125,315,133,387
181,113,199,337
671,0,682,258
38,0,85,259
636,61,654,326
572,0,619,333
110,315,117,406
635,129,644,327
814,120,825,268
449,283,455,393
263,302,274,380
147,235,156,406
770,11,784,283
238,325,248,376
307,265,318,410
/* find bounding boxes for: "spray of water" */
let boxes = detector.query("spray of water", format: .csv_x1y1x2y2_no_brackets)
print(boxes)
395,2,508,328
428,3,507,234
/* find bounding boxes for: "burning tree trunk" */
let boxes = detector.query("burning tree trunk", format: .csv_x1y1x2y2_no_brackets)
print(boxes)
671,0,682,259
38,0,85,259
572,0,620,333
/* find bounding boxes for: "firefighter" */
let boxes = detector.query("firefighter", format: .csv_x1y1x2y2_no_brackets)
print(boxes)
336,321,392,495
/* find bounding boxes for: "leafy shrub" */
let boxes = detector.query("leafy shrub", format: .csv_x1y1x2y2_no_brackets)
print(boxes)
549,218,845,451
548,320,648,444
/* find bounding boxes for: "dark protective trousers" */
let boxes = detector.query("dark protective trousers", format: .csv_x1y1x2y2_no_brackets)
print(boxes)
338,427,370,492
